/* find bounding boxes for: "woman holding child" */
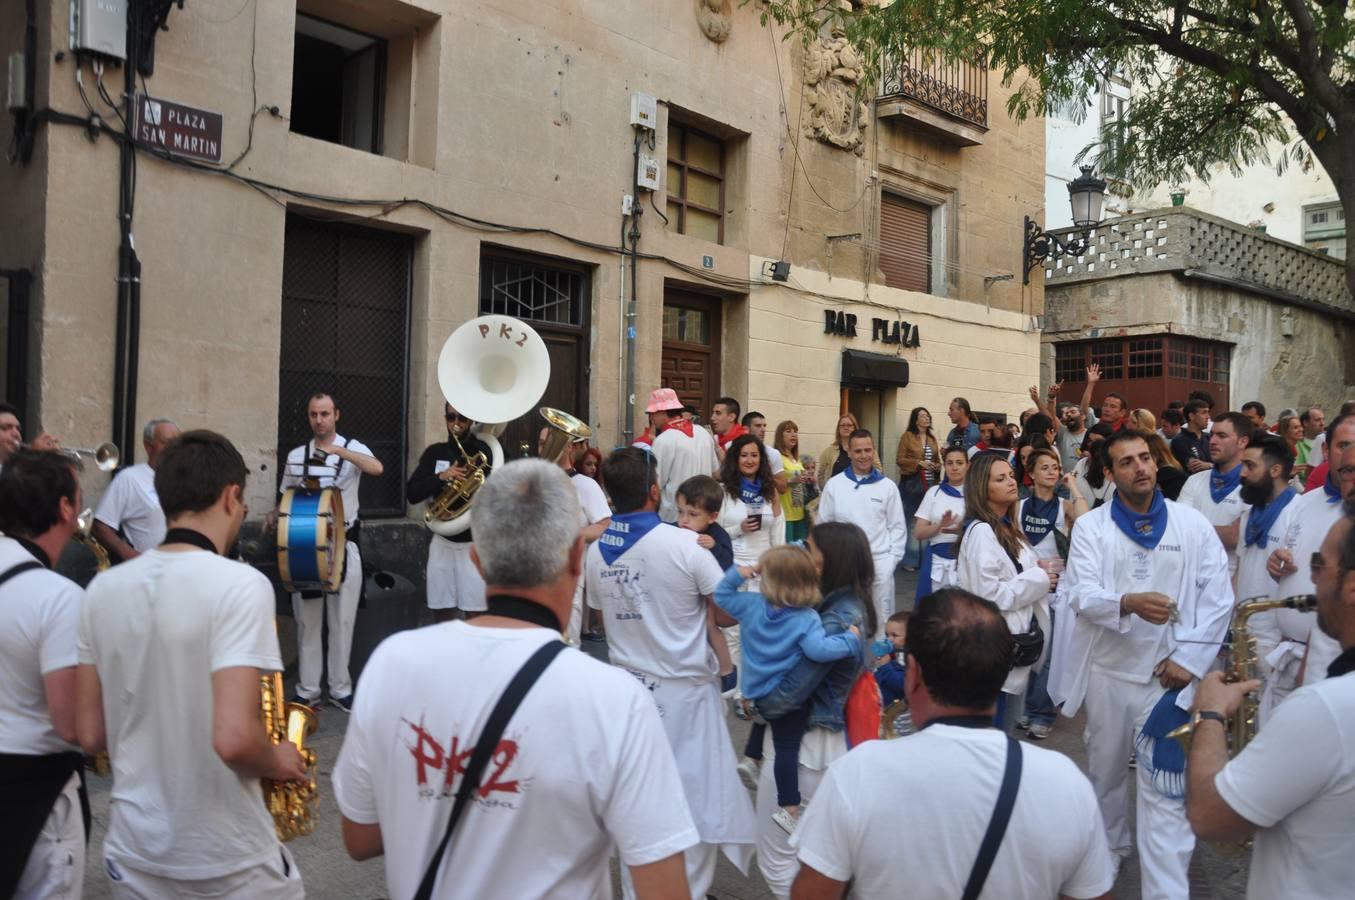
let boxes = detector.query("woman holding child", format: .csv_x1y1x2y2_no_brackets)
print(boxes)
747,522,876,896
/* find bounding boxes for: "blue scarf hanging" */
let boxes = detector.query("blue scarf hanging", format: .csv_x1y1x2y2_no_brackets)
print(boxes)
1209,464,1243,504
739,476,764,507
597,512,662,565
844,467,885,489
1110,489,1168,550
940,482,963,499
1135,689,1188,800
1244,486,1297,548
1021,494,1060,545
1325,471,1342,503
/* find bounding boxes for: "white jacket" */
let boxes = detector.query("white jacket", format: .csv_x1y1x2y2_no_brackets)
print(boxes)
817,471,906,565
653,426,720,523
956,522,1051,695
1050,500,1233,716
716,492,786,566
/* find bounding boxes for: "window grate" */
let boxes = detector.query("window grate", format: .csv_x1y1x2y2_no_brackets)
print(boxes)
278,217,411,517
479,256,583,327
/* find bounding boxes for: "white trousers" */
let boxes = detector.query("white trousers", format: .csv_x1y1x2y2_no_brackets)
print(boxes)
104,846,303,899
14,773,84,900
619,840,717,900
425,538,486,611
291,541,361,700
1083,670,1194,900
566,582,584,644
871,559,895,635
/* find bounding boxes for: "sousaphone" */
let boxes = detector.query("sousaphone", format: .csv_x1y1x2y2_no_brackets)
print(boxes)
427,315,551,536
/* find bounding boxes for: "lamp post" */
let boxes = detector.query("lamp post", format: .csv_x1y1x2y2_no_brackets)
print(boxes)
1023,165,1108,283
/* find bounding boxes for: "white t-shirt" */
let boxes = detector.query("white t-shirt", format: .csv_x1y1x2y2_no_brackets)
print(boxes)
93,462,167,552
585,523,725,679
573,472,611,526
1235,497,1302,663
280,433,372,525
333,622,699,900
915,483,965,547
765,444,786,476
78,549,284,879
1178,467,1245,574
1216,673,1355,900
793,725,1115,899
717,491,785,566
1017,494,1068,562
652,426,720,522
0,538,82,755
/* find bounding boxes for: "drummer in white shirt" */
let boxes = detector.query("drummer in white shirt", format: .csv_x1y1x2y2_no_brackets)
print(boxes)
92,418,180,561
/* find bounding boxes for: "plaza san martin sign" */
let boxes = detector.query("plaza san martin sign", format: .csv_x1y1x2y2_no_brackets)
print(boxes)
135,95,224,164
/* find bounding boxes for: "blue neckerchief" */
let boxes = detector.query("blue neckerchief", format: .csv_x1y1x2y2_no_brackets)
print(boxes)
844,467,885,489
739,476,764,507
940,482,963,499
1324,471,1341,503
1110,490,1168,550
1021,494,1060,544
1136,689,1188,800
1209,463,1242,504
1245,486,1297,548
597,512,662,565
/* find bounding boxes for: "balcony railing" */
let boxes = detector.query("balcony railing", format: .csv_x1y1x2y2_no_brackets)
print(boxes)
878,49,988,144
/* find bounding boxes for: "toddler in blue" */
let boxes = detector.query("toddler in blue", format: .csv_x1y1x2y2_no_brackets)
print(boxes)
714,545,861,834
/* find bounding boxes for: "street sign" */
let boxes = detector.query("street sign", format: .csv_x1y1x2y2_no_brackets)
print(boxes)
135,95,224,164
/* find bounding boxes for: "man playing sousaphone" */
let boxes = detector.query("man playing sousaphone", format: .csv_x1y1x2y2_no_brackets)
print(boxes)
407,402,495,623
274,393,383,712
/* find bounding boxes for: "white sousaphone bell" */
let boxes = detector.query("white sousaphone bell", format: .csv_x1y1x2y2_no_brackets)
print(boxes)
427,315,552,537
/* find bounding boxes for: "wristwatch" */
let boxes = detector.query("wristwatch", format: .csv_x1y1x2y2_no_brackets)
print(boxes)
1192,710,1227,729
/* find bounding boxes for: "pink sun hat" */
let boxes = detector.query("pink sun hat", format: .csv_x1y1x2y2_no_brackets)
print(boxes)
645,388,684,414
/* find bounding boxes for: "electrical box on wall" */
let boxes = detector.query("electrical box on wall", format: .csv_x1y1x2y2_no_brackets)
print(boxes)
636,154,661,191
630,92,657,130
71,0,127,61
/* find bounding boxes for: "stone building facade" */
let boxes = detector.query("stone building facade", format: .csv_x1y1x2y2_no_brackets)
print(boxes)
3,1,1045,641
1042,208,1353,418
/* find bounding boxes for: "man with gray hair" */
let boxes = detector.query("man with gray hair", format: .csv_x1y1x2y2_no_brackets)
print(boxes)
92,418,181,559
334,459,697,900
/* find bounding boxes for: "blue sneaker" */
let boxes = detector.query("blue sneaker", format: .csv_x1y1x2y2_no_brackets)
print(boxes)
328,694,354,713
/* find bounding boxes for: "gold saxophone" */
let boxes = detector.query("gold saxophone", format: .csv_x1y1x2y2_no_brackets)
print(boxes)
1168,594,1317,754
260,671,319,841
76,508,113,776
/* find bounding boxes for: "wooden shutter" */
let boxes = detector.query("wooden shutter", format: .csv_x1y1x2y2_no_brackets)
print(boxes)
879,194,931,293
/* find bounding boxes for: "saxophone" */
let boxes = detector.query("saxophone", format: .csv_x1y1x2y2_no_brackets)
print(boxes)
260,671,319,841
1169,594,1316,754
76,508,113,776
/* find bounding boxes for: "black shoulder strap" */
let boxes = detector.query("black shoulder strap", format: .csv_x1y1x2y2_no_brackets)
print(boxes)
0,561,43,589
961,735,1023,900
412,640,568,900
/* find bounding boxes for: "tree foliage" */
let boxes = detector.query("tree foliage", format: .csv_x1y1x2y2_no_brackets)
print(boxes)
764,0,1355,292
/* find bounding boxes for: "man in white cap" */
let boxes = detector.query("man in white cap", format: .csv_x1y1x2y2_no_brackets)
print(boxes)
649,389,719,524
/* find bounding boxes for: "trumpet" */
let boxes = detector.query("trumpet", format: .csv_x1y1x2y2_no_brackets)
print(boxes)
24,440,120,471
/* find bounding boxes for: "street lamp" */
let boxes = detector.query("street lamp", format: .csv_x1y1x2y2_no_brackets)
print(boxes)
1023,165,1108,283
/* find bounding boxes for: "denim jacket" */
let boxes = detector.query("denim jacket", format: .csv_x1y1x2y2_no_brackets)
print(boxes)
753,588,869,731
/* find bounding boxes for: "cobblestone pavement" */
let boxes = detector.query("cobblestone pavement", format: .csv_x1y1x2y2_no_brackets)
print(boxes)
80,569,1248,899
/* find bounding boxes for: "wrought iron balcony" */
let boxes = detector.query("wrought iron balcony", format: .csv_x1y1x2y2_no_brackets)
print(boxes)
878,49,989,146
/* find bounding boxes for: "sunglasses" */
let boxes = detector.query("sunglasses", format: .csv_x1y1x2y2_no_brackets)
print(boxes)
1311,552,1328,574
446,412,471,423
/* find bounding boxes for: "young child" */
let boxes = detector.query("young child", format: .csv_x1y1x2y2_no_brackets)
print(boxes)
676,475,737,691
873,610,915,737
715,545,861,834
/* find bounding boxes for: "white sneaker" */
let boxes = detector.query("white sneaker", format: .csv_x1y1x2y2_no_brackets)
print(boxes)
772,807,799,835
1027,722,1052,740
737,758,761,791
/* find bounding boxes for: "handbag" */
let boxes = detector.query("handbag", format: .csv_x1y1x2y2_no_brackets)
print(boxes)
843,670,882,748
411,641,567,900
998,541,1046,670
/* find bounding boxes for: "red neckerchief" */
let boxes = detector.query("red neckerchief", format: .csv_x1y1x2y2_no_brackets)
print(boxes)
1109,417,1127,431
662,419,693,438
635,427,654,445
975,440,988,451
717,423,747,449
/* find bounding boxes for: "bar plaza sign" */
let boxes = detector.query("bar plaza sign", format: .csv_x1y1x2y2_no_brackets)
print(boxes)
135,95,224,164
823,310,921,347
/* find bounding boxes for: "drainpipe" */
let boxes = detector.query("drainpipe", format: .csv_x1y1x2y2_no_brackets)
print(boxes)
111,5,141,458
623,131,643,444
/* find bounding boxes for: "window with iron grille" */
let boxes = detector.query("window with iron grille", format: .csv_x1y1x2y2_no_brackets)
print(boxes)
278,217,412,517
1168,337,1189,379
666,123,725,244
1054,342,1087,384
1090,340,1124,379
1127,337,1163,379
479,254,585,327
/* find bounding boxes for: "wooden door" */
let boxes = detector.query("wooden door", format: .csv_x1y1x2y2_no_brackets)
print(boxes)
662,288,721,419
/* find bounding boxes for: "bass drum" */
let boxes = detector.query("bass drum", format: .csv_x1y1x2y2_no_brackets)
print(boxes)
277,486,347,593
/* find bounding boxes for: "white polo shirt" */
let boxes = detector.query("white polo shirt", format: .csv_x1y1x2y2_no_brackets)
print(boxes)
794,724,1115,899
93,463,167,552
1216,670,1355,899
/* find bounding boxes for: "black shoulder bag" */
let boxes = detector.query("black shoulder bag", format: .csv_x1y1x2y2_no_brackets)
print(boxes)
411,640,567,900
961,735,1024,900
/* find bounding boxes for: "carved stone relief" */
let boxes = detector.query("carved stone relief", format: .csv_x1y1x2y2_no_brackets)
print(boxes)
696,0,732,43
803,29,869,154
